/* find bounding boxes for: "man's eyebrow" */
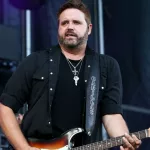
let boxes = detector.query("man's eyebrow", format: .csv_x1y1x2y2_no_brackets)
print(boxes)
73,20,82,22
61,19,82,22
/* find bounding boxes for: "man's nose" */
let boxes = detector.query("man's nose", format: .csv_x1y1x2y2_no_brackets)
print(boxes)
67,22,74,29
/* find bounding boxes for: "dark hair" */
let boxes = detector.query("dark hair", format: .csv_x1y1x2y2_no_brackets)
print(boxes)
57,0,91,25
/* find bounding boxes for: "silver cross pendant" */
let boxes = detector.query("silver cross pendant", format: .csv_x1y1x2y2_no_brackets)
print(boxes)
72,68,78,76
73,76,79,86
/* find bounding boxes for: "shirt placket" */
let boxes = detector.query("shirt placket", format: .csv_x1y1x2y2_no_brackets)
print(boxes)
47,47,60,127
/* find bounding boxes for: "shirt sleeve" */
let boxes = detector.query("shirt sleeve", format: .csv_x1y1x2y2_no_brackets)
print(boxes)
100,56,123,116
0,53,37,113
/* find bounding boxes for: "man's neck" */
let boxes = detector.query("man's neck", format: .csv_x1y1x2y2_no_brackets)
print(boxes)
60,44,86,60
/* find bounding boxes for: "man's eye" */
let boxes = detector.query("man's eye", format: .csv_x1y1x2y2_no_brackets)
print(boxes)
74,21,80,24
62,22,68,25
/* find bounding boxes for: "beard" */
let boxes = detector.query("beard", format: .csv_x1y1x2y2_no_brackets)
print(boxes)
58,28,89,49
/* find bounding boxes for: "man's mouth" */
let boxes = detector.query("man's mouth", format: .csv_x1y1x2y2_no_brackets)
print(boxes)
65,33,77,37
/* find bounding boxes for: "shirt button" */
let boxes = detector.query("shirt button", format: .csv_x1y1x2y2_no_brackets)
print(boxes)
41,77,44,79
50,72,53,75
88,65,91,68
88,131,91,136
50,59,53,62
85,80,87,82
50,88,53,91
48,121,51,125
101,87,104,90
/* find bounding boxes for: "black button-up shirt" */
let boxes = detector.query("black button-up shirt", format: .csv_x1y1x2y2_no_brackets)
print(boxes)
0,45,122,140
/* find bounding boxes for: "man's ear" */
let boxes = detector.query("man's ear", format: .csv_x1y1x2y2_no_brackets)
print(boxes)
88,24,92,35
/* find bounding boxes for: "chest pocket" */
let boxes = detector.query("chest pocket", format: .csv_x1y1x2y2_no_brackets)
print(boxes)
32,70,49,92
28,72,49,109
31,62,49,102
32,59,49,86
32,74,46,86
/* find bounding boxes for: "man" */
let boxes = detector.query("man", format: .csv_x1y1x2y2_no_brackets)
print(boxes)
0,0,141,150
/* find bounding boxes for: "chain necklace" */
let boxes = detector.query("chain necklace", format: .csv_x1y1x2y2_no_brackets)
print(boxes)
66,57,84,86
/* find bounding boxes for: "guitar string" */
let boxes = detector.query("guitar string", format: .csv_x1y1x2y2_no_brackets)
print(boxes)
71,129,147,150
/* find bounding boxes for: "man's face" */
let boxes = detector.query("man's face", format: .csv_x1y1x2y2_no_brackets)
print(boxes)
58,8,92,49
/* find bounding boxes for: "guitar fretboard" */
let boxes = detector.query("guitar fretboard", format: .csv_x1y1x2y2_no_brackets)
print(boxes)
72,129,148,150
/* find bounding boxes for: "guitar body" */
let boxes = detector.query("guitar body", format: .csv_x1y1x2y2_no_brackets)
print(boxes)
28,128,83,150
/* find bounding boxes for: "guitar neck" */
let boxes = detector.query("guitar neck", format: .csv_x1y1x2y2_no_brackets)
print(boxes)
72,129,149,150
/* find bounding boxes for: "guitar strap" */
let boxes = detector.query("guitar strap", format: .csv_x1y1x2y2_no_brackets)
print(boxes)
85,53,100,136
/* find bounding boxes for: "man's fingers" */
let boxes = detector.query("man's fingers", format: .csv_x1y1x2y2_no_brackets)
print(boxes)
122,136,134,150
124,133,135,145
132,134,142,148
122,133,142,149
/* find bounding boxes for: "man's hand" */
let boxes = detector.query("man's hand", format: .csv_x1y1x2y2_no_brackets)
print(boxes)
120,133,142,150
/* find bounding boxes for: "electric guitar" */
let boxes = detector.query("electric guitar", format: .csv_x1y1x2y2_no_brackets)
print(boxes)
28,128,150,150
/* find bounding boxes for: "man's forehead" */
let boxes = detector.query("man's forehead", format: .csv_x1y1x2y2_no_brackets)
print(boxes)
59,8,85,21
